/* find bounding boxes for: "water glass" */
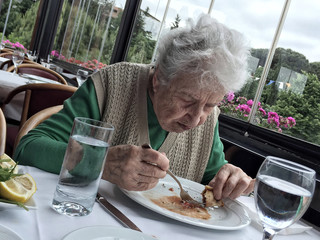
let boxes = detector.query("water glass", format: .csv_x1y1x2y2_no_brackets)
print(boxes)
12,50,25,75
254,156,315,239
76,69,89,87
26,50,38,62
52,117,114,216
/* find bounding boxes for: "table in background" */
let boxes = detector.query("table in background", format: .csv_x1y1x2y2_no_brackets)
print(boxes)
0,70,62,121
0,166,319,240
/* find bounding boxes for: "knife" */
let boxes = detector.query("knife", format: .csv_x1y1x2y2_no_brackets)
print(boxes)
96,192,142,232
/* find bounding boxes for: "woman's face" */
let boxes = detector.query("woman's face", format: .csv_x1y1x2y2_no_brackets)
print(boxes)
151,73,225,133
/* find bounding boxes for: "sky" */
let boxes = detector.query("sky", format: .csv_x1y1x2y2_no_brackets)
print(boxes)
115,0,320,63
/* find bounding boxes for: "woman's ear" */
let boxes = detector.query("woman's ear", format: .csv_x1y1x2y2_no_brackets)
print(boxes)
152,69,160,93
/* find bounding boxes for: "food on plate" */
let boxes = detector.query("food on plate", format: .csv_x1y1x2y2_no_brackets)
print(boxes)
202,185,224,208
0,154,37,203
150,195,211,220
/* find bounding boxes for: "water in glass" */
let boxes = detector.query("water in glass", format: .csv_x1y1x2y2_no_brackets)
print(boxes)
52,117,113,216
254,156,315,240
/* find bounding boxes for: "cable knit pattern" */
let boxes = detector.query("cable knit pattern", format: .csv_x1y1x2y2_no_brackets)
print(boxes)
91,62,219,182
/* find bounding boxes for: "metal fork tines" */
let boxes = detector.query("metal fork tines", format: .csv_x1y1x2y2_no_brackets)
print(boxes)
141,143,203,207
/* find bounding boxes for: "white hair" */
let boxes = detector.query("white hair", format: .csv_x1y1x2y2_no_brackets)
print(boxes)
155,14,250,93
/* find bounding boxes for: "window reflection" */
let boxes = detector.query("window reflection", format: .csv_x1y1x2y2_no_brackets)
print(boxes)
53,0,124,70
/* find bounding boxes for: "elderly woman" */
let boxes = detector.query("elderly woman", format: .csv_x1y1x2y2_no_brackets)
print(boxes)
14,14,254,201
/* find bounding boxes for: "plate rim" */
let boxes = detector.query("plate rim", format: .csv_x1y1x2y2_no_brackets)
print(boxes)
62,225,156,240
0,197,36,211
0,224,23,240
121,175,251,230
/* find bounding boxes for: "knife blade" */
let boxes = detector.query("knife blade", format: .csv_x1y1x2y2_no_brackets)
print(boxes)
96,192,142,232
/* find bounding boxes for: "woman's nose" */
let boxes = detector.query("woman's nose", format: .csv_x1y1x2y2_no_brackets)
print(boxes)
187,107,204,127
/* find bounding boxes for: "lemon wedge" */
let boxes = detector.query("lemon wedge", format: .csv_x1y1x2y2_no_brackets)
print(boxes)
0,153,18,174
0,173,37,203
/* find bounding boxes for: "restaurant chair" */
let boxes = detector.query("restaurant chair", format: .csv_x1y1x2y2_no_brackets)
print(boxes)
0,48,13,54
0,59,38,71
7,64,67,85
0,52,29,61
13,105,63,154
1,83,77,156
0,108,6,155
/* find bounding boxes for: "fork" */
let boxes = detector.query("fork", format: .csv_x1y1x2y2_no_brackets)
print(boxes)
141,143,203,207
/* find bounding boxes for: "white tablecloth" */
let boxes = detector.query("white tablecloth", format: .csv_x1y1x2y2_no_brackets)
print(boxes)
0,166,319,240
0,70,61,121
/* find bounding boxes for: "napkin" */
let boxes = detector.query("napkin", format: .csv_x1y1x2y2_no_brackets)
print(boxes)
237,196,313,235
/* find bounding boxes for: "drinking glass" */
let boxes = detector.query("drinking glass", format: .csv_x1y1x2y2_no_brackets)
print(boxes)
76,69,89,87
254,156,315,240
52,117,114,216
12,50,25,75
26,50,38,62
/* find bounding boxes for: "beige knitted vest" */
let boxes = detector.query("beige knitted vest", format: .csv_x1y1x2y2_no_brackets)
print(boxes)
91,62,219,182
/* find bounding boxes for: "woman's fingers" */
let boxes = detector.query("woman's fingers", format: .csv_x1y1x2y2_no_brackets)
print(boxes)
209,164,254,200
102,144,169,191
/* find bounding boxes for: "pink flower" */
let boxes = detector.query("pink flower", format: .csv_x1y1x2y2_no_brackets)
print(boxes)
268,112,280,127
227,92,235,102
247,99,253,107
258,107,266,116
287,117,296,127
236,104,251,114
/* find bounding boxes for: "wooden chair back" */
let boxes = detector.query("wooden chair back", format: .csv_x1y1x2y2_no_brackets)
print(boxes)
2,83,77,129
7,64,67,85
13,105,63,153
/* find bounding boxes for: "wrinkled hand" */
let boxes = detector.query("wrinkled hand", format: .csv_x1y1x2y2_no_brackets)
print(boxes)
208,163,255,200
102,144,169,191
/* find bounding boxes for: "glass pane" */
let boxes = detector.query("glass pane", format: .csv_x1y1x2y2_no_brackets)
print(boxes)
0,0,39,50
256,1,320,145
53,0,126,71
126,0,212,64
212,0,285,121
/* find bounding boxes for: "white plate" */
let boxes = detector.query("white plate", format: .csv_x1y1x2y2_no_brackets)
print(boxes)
0,197,36,211
122,175,251,230
0,225,23,240
62,225,157,240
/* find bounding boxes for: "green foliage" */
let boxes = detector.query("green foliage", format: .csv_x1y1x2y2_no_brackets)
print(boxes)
309,62,320,81
0,0,38,39
126,8,156,63
7,2,39,48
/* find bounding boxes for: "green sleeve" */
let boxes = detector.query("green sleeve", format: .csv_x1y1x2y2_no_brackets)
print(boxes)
201,121,228,185
13,78,101,174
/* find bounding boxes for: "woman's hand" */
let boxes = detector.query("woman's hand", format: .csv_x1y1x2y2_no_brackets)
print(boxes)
208,163,255,200
102,144,169,191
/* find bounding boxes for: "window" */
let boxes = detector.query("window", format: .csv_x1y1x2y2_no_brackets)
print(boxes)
52,0,127,70
125,0,214,63
0,0,39,50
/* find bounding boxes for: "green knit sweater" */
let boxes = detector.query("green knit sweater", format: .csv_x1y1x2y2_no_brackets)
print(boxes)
14,63,227,184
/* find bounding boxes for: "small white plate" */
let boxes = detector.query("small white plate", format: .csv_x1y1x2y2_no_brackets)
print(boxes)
62,225,157,240
0,197,36,211
122,175,251,230
0,225,23,240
